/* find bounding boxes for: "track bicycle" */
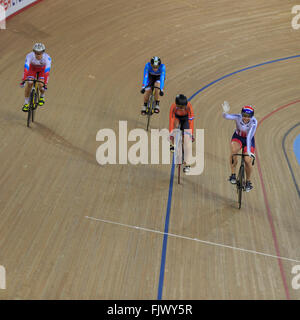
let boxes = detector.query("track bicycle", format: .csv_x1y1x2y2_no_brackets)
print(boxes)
23,72,45,128
173,124,185,184
145,85,160,131
232,149,255,209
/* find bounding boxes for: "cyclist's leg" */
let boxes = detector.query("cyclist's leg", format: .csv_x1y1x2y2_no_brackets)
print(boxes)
230,132,242,182
141,76,154,114
154,79,160,113
170,118,180,152
23,76,34,112
243,137,255,190
181,118,192,172
25,80,33,99
37,71,46,106
141,86,151,114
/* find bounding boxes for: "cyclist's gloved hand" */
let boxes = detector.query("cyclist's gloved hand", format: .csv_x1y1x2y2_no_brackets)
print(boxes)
248,152,255,160
222,101,230,113
140,88,145,94
20,81,25,88
159,90,164,96
44,84,48,90
192,136,195,142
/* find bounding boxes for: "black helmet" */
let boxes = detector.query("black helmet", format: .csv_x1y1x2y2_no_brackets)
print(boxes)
175,94,188,106
150,56,161,67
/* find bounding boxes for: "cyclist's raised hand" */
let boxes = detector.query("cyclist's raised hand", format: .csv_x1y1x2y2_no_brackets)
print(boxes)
222,101,230,113
140,88,145,94
19,81,25,88
159,90,164,96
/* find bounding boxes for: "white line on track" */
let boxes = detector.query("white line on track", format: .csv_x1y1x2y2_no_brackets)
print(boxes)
85,215,300,263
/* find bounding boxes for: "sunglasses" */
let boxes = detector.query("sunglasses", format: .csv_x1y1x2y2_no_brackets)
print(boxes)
152,65,159,69
176,105,187,109
242,113,251,118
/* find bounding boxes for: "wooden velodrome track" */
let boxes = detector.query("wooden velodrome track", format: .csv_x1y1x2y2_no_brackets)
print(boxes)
0,0,299,300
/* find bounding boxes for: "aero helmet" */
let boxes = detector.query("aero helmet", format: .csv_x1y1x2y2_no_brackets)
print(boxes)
33,43,46,53
151,56,161,67
241,105,254,117
175,94,188,106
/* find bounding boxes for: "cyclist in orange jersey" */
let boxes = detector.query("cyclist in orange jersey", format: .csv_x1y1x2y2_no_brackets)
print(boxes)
169,94,195,173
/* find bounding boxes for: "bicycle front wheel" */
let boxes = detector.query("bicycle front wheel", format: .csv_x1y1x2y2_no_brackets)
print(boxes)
146,93,154,131
27,89,35,128
237,165,244,209
32,89,39,123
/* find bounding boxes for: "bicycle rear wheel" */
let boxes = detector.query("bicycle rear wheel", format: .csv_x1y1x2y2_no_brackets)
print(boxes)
27,107,32,128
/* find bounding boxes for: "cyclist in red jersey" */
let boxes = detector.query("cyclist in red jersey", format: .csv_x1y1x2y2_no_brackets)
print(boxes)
169,94,195,173
20,43,52,112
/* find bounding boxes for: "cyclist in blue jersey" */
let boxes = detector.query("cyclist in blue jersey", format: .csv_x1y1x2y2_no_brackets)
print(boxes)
140,56,166,115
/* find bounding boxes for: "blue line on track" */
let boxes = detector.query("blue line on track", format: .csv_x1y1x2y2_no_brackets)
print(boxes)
157,157,175,300
157,54,300,300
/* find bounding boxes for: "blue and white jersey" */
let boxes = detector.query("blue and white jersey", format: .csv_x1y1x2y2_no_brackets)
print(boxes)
223,113,257,154
142,62,166,90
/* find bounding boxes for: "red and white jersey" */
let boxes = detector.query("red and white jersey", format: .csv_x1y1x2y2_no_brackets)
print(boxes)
24,52,52,71
223,112,257,152
22,52,52,84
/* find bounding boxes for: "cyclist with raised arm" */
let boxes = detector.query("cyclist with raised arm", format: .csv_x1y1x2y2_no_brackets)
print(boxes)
20,43,52,112
222,101,257,192
140,56,166,115
169,94,195,173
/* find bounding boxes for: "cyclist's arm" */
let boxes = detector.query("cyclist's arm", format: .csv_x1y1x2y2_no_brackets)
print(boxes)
44,55,52,85
22,53,31,81
246,118,257,154
188,102,195,136
159,64,166,91
142,63,150,88
169,104,176,133
222,113,240,120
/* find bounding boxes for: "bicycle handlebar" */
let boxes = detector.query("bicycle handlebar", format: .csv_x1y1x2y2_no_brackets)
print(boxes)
23,79,45,86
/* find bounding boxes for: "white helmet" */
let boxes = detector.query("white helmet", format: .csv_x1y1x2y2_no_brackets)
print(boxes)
33,43,45,53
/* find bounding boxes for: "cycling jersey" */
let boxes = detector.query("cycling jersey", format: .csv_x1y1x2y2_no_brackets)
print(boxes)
22,52,52,85
169,102,195,135
223,112,257,154
142,62,166,90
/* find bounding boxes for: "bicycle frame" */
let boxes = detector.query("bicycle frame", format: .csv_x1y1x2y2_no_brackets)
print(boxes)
146,85,160,131
174,125,184,184
24,74,45,128
232,151,255,209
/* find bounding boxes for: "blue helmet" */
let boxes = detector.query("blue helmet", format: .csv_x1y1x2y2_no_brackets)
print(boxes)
241,105,254,117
